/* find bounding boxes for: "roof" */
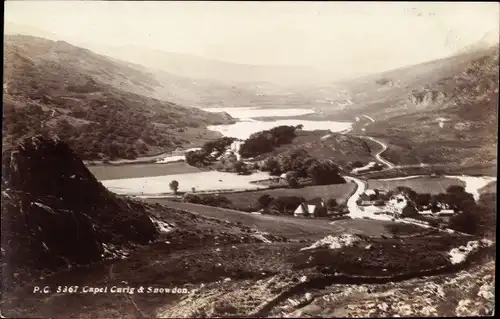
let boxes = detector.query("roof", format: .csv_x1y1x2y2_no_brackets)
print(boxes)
364,189,376,196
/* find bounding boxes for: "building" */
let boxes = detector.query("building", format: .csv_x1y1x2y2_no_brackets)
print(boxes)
436,209,455,216
294,198,327,218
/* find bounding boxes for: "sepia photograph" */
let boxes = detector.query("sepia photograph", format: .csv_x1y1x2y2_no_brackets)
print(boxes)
1,1,498,317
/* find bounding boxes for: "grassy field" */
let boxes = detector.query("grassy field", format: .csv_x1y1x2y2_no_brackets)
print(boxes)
360,162,497,179
221,182,357,211
88,161,202,180
367,176,465,194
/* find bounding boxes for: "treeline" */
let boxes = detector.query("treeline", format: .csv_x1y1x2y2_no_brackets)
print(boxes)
239,125,299,158
182,192,348,217
260,149,345,185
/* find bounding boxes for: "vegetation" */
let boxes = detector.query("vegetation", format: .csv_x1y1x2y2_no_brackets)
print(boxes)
185,137,239,169
268,196,304,215
257,194,274,210
182,193,234,209
326,198,338,212
169,180,179,194
239,125,298,158
3,35,233,161
222,183,356,213
260,149,345,185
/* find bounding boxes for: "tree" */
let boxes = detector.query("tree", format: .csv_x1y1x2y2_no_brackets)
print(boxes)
263,158,282,176
416,193,432,209
257,194,274,210
234,161,250,175
395,187,417,202
285,171,299,188
446,185,475,212
326,198,338,212
169,180,179,194
448,204,492,235
306,160,344,185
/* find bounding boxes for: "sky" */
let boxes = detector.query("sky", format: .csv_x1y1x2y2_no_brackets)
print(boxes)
4,1,500,76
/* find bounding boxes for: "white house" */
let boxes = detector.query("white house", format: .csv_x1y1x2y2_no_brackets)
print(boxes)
294,198,327,218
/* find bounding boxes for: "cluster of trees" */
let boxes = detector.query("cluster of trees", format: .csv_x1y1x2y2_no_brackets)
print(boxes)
239,125,298,158
185,137,237,168
182,193,234,209
261,149,345,186
256,194,347,216
391,185,495,236
257,194,304,215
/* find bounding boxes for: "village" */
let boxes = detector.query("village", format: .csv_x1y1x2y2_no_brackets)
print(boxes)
289,186,456,228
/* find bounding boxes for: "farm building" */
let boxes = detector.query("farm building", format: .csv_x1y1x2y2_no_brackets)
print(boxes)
294,197,327,218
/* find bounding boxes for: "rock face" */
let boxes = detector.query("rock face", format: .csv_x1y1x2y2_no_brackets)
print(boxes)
1,135,158,290
408,90,446,107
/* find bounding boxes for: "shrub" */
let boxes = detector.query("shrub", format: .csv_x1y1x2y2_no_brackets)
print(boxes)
269,196,304,215
257,194,274,209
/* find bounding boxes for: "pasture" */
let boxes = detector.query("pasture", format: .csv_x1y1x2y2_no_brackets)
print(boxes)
367,176,465,194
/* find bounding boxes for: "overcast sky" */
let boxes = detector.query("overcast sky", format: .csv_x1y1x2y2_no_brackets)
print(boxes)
5,1,499,75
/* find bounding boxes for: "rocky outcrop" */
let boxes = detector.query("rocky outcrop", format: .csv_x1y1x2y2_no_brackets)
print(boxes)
408,89,446,107
1,135,158,290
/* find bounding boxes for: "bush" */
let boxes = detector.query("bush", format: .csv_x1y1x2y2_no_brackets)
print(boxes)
257,194,274,209
183,194,234,209
268,196,304,215
326,198,338,212
448,203,495,236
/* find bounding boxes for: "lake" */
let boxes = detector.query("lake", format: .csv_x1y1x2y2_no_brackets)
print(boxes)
204,107,352,140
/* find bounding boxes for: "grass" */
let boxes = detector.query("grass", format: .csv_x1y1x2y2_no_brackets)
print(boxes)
222,182,356,211
88,162,202,180
367,176,465,194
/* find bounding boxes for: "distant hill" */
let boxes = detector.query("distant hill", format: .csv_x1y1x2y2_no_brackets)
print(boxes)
3,35,235,160
86,44,324,86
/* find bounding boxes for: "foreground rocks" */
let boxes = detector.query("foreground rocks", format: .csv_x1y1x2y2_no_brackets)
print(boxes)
1,135,158,291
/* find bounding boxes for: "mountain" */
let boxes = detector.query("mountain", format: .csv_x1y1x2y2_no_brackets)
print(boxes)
362,45,499,170
84,44,324,86
3,35,235,160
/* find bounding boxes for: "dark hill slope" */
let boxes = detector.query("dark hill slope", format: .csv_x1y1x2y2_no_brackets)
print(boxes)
1,135,158,289
3,35,234,160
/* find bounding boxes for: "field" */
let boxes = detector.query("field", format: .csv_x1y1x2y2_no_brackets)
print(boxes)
367,176,465,194
87,162,202,180
221,182,357,211
100,170,273,195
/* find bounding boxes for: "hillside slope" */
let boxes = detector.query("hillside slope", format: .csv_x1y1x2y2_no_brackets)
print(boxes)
3,35,235,160
363,46,498,170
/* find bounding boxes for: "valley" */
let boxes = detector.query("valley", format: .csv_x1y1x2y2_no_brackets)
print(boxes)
2,8,498,318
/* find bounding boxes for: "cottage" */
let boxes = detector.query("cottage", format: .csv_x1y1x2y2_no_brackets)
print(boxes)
294,198,327,218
